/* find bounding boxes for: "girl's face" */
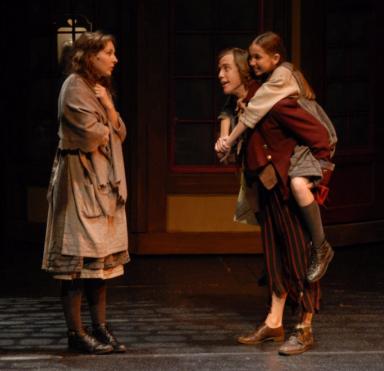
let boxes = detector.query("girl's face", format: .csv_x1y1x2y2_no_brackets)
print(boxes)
218,53,243,96
90,40,118,77
248,42,280,76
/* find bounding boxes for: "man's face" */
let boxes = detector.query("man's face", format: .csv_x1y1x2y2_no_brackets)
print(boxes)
218,53,243,95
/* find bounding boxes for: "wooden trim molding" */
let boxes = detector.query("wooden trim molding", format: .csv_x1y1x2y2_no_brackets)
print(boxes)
130,220,384,254
131,232,262,254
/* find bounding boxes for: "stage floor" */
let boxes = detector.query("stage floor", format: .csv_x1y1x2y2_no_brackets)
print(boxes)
0,243,384,370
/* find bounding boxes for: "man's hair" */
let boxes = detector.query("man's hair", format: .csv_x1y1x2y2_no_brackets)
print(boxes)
218,47,252,85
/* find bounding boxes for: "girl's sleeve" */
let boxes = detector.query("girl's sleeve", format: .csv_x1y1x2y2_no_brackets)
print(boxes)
238,66,299,129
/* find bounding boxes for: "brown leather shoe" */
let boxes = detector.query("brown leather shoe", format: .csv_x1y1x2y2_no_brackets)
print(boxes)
278,325,314,356
237,323,284,345
307,240,334,283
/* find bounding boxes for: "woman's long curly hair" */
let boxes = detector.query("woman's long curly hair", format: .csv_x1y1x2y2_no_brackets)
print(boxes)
66,31,116,90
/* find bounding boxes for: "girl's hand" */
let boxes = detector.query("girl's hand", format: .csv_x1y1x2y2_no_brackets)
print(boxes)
215,136,231,153
94,84,114,110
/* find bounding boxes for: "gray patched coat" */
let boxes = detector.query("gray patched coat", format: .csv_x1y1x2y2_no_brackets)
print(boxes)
42,74,129,270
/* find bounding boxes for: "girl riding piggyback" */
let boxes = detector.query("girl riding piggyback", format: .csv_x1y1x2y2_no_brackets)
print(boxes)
217,31,337,283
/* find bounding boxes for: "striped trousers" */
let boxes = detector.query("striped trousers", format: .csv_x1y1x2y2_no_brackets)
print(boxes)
258,185,321,313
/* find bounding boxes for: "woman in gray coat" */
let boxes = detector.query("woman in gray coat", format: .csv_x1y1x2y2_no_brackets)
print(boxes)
42,31,129,354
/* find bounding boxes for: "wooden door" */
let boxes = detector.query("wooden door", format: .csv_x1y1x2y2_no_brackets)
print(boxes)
130,0,384,253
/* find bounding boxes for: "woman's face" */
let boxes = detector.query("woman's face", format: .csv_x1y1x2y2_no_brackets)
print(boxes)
218,53,243,96
90,40,118,77
248,43,280,76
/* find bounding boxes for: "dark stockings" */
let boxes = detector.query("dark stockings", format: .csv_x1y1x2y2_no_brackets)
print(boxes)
300,201,325,249
61,279,84,333
61,279,107,333
84,279,107,326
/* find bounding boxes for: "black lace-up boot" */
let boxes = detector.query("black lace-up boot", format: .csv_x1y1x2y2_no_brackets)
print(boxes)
68,329,114,354
93,323,127,353
307,240,334,283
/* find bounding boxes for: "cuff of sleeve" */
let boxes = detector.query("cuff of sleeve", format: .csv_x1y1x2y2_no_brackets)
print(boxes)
319,159,335,170
218,112,231,120
239,114,257,129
